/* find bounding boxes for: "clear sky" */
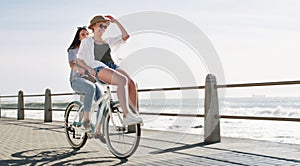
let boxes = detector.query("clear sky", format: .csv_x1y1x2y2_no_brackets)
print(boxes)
0,0,300,98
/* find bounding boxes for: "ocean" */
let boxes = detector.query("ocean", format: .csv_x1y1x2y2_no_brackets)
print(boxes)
1,97,300,144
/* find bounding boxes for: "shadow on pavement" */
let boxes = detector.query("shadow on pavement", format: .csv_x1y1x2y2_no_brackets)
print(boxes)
0,147,127,165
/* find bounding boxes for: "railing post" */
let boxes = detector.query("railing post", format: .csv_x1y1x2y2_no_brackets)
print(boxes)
0,94,2,118
44,89,52,122
136,83,139,112
17,90,24,120
204,74,220,143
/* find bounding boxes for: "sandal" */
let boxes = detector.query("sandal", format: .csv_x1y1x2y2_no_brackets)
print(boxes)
83,120,93,132
95,131,106,144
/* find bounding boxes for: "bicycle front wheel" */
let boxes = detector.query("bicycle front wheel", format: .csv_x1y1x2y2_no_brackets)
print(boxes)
104,102,141,158
64,101,87,149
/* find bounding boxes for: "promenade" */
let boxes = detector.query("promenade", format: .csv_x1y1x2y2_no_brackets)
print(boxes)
0,117,300,165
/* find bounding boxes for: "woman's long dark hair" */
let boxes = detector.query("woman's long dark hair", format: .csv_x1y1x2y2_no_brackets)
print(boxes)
67,27,88,52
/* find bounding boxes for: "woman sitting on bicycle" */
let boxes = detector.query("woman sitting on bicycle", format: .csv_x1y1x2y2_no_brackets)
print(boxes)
67,27,106,143
77,15,142,127
68,27,102,115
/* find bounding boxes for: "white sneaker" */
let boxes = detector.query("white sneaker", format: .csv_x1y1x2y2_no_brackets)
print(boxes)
123,113,143,126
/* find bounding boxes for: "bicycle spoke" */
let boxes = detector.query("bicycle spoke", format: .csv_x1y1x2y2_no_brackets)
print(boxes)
105,103,141,158
64,101,87,149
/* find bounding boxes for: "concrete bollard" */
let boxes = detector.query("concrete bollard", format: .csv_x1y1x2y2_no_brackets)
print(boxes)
44,89,52,122
204,74,220,143
17,90,24,120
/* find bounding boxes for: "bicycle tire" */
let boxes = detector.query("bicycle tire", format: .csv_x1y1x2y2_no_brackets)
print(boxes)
64,101,88,149
104,102,141,158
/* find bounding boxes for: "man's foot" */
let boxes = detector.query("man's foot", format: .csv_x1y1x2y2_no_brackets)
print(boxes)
123,112,143,126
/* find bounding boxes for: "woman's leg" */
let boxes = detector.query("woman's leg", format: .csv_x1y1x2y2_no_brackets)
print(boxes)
97,67,131,115
71,78,97,122
116,69,137,111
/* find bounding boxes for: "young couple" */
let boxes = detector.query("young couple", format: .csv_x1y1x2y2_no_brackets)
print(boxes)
67,15,143,142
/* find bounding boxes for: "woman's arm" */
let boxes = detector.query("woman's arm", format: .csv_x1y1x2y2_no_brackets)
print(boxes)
76,38,96,76
69,61,86,75
105,15,130,41
68,49,86,75
77,59,96,76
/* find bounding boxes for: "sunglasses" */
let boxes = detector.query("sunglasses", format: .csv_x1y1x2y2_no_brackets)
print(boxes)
99,24,108,29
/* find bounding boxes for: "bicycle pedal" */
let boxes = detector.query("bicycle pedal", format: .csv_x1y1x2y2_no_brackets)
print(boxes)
72,121,82,127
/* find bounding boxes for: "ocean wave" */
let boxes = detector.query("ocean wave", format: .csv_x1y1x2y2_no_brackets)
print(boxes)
0,102,69,109
221,106,300,118
2,97,300,118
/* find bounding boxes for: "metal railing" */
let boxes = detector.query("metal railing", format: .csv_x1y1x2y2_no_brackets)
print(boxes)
136,80,300,123
216,80,300,122
0,74,300,143
0,90,81,121
0,92,78,111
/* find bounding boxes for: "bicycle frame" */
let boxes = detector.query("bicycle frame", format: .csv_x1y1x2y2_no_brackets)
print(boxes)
88,85,111,134
84,83,123,136
65,79,142,158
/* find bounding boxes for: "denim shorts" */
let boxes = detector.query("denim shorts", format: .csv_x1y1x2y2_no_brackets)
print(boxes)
94,62,120,84
105,62,119,70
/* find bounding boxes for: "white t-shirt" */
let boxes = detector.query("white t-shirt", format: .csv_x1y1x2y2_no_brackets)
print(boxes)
77,36,125,68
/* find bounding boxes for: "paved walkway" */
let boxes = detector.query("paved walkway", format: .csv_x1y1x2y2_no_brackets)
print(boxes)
0,117,300,165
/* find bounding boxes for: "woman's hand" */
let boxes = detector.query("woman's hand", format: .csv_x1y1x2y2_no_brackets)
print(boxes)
105,15,117,23
88,68,96,77
77,66,86,75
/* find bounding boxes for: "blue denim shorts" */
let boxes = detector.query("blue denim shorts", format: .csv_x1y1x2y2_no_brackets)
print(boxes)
94,62,120,84
105,62,119,70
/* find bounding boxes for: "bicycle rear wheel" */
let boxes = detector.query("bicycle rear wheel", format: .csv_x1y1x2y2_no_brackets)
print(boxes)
64,101,87,149
104,102,141,158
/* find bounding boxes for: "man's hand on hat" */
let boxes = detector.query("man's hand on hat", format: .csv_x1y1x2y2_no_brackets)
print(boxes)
105,15,117,23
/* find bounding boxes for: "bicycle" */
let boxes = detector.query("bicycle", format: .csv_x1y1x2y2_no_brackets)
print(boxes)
64,79,141,158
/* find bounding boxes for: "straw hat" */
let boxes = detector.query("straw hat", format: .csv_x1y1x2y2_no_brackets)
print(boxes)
88,15,110,29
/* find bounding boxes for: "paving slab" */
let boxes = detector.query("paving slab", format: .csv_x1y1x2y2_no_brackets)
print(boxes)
0,117,300,165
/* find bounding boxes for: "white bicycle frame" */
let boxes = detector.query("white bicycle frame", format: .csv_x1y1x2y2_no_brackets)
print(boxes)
76,81,124,137
66,74,141,158
91,85,123,132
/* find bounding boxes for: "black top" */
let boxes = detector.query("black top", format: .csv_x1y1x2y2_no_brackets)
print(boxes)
94,43,114,64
